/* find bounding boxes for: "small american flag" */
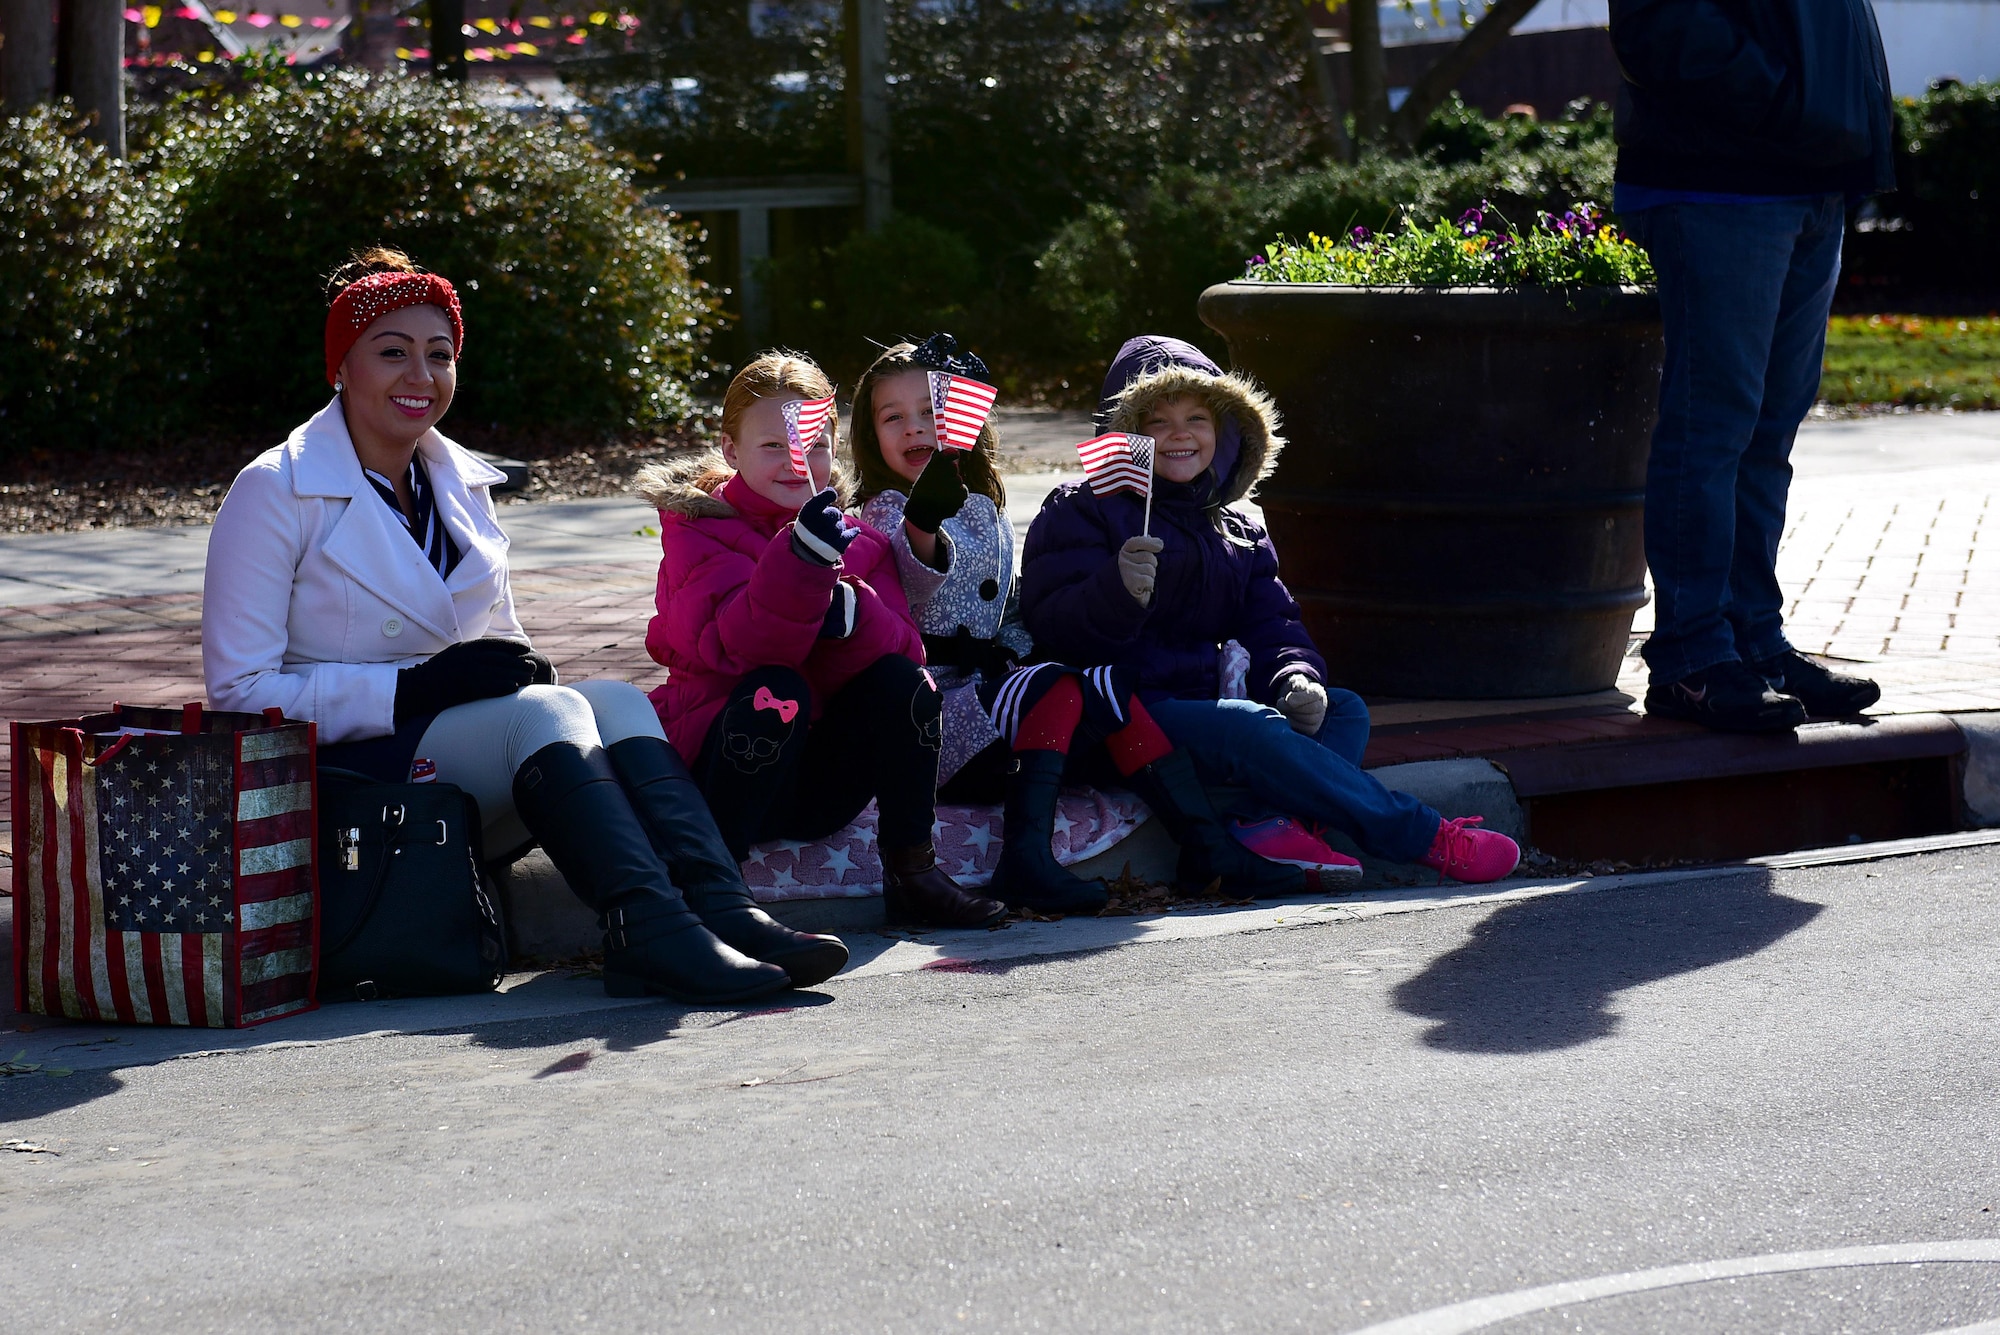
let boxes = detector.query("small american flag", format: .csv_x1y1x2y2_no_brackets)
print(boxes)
782,396,837,479
1075,433,1156,499
928,372,999,453
11,707,319,1028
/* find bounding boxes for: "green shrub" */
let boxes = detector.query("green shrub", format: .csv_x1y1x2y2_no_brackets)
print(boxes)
139,70,718,436
1892,80,2000,280
0,108,158,445
0,72,720,449
764,214,983,382
1032,101,1619,356
582,0,1327,309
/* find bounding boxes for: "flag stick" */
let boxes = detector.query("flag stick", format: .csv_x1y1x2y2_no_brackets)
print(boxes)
1141,451,1155,538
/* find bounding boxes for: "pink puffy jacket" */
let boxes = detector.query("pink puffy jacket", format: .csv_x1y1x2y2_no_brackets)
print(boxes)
637,453,926,757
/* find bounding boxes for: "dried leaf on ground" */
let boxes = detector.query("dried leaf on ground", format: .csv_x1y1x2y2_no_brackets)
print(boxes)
0,1050,69,1077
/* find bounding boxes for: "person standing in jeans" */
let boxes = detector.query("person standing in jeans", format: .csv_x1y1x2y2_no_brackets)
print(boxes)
1612,0,1897,732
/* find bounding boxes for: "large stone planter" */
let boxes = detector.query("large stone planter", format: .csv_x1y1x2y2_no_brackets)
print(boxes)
1198,282,1663,700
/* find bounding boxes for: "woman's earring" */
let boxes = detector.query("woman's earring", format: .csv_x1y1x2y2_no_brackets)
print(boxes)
334,379,344,393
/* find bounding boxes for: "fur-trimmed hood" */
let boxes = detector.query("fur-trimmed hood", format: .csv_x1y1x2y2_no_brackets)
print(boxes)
633,447,853,519
1098,337,1284,510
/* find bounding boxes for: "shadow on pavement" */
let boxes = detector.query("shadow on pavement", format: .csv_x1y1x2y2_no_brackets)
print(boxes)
1391,870,1819,1053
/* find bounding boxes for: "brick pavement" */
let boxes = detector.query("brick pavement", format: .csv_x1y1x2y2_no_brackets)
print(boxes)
0,562,662,861
1779,476,2000,660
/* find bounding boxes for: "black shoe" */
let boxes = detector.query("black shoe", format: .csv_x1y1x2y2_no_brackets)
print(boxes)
1750,649,1882,718
1644,660,1806,734
606,736,849,987
511,742,790,1004
1124,749,1306,897
882,842,1009,928
990,750,1110,915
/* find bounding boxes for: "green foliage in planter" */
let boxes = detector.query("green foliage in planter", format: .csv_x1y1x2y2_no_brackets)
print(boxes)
1251,202,1654,287
1031,99,1618,358
0,109,158,445
0,73,719,449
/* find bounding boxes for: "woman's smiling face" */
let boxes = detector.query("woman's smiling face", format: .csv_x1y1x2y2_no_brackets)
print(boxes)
338,303,456,446
1144,393,1217,485
722,393,833,506
870,370,937,485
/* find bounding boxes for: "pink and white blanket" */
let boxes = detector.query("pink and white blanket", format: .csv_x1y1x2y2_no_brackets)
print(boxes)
743,788,1151,902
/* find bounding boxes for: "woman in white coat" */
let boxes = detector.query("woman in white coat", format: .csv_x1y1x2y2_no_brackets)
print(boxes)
203,249,845,1002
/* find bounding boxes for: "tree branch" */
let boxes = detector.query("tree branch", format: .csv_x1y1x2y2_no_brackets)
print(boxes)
1295,0,1355,162
1385,0,1541,148
1348,0,1391,145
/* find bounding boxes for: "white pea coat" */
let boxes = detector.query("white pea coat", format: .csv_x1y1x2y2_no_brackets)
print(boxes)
202,397,526,744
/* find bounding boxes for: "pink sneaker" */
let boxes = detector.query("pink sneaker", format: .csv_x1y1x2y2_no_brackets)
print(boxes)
1229,816,1363,881
1418,816,1520,884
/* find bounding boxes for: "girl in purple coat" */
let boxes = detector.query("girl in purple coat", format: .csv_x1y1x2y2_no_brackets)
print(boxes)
1020,337,1520,884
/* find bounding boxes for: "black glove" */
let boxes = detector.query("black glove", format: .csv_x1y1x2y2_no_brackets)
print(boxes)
394,638,538,722
901,449,970,535
819,582,858,639
790,487,859,567
974,639,1020,680
523,649,558,686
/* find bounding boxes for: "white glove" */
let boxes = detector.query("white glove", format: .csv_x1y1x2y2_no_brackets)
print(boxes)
1118,536,1164,608
1275,673,1327,736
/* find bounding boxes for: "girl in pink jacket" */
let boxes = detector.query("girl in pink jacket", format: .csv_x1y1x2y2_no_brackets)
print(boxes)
636,352,1006,929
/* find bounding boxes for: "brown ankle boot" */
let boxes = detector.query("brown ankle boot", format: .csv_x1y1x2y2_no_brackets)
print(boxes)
882,842,1007,928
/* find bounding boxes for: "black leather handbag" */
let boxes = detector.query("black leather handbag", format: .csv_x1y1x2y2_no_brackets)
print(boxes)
315,768,508,1001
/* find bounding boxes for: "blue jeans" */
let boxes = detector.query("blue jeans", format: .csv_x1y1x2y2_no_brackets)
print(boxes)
1147,691,1440,864
1624,195,1846,684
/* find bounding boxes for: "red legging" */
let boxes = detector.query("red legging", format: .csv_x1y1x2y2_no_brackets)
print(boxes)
1013,675,1170,775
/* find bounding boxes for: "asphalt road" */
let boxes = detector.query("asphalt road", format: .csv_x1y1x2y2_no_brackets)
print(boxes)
5,845,2000,1332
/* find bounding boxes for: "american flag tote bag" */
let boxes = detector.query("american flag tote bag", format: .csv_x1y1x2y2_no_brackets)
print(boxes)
10,702,320,1028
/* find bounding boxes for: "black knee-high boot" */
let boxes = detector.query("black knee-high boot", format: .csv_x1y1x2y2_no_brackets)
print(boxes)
1124,749,1306,898
512,742,790,1003
606,735,849,988
991,751,1109,914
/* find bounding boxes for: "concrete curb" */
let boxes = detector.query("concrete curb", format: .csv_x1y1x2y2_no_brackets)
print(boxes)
496,756,1529,953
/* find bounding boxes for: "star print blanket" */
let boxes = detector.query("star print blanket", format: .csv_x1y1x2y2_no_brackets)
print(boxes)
740,787,1151,900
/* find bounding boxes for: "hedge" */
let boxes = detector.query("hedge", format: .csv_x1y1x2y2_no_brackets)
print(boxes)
1,70,720,450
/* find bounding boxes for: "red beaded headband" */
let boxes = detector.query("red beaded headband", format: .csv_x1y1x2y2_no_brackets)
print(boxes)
324,271,464,387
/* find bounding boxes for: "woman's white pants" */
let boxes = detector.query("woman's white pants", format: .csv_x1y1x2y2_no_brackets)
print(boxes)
413,679,664,854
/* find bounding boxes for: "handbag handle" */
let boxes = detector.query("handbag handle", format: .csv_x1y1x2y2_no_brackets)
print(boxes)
323,788,415,960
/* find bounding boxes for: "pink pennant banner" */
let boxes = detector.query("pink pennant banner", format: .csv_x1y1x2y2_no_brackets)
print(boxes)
1074,433,1156,499
781,396,836,479
928,372,999,453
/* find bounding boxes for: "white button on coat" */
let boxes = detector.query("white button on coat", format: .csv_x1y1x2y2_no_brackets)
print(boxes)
202,397,526,743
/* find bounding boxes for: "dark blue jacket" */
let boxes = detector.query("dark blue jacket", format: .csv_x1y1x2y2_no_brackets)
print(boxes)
1610,0,1896,196
1020,337,1326,705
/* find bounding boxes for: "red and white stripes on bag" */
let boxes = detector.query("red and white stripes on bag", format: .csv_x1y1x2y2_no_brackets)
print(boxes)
10,703,320,1028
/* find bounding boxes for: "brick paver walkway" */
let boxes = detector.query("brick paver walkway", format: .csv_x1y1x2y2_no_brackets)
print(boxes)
1780,473,2000,661
0,563,660,862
